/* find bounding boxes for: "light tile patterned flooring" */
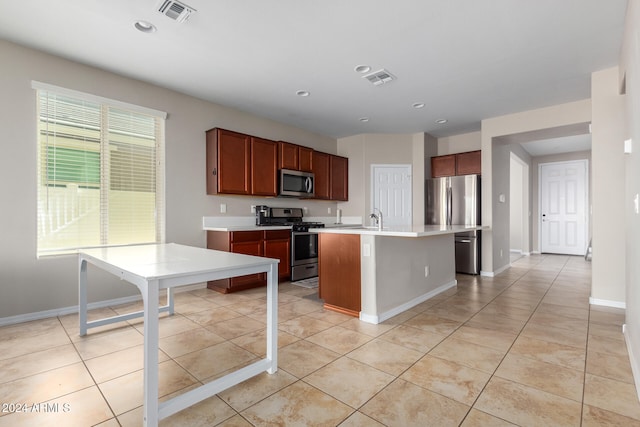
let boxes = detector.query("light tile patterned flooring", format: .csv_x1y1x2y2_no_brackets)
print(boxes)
1,254,639,426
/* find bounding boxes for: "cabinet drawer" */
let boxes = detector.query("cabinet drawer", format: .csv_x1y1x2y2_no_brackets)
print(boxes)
264,229,291,240
230,230,263,243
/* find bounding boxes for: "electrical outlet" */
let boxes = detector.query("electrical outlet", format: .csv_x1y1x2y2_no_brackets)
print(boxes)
303,207,308,214
425,266,430,277
251,205,256,213
328,207,332,214
362,243,371,257
220,204,227,214
500,249,503,258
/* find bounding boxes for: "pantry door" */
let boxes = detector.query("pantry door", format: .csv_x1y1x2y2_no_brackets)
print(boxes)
371,165,412,227
539,160,588,255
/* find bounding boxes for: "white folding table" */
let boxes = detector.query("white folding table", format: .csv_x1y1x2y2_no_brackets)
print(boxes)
78,243,279,426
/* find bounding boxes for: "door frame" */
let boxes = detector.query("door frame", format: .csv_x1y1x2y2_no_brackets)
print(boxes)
370,164,412,226
538,159,589,255
510,153,530,256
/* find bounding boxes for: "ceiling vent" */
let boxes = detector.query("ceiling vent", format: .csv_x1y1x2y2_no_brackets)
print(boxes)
362,69,396,86
157,0,196,23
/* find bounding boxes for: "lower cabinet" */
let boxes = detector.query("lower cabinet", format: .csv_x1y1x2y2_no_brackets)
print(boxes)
318,233,361,316
207,230,290,293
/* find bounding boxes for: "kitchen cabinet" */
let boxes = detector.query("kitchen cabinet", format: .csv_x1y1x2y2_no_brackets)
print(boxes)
206,128,277,196
263,229,291,281
431,150,481,177
311,151,330,199
278,141,313,172
318,233,361,317
330,155,349,201
455,150,481,175
207,128,251,194
278,141,299,170
299,146,313,172
251,137,278,196
206,229,291,293
431,154,456,178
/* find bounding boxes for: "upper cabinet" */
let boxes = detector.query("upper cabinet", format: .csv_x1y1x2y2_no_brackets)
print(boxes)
206,128,277,196
251,137,278,196
311,151,330,199
330,155,348,201
207,128,348,200
455,150,481,175
431,150,481,177
278,141,313,172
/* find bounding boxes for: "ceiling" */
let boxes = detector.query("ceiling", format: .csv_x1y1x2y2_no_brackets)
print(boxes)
0,0,628,147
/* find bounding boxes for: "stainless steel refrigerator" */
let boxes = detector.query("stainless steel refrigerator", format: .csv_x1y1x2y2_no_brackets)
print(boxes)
425,174,481,274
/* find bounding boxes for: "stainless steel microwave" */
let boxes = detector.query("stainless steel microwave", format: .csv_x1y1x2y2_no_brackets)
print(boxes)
279,169,314,197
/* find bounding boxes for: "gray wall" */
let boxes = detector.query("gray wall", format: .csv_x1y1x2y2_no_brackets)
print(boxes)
0,40,337,320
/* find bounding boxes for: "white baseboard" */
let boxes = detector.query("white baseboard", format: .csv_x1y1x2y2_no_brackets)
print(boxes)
623,324,640,402
589,297,626,309
360,280,457,325
0,282,206,327
510,249,522,254
481,262,511,277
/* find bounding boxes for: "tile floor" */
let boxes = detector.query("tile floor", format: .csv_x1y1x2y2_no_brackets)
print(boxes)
1,254,639,426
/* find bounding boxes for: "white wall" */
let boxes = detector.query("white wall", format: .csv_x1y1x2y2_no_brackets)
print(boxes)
437,131,481,155
509,155,524,252
481,99,592,275
337,133,431,226
620,0,640,398
591,67,627,306
0,40,337,320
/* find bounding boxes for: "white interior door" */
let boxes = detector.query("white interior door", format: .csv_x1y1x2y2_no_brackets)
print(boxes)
371,165,412,227
540,160,588,255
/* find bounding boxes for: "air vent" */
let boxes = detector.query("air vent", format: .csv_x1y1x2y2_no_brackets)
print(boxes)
157,0,196,23
362,69,396,86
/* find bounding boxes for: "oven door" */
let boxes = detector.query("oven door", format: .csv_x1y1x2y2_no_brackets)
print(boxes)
291,231,318,266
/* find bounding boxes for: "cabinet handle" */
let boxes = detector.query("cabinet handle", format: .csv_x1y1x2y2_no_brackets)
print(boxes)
212,168,217,176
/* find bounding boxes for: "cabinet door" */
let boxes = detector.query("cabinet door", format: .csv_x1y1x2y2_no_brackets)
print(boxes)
278,141,299,170
431,154,456,178
264,230,291,281
211,129,252,194
456,150,481,175
299,147,313,172
251,137,278,196
330,155,348,201
318,233,361,316
311,151,330,199
230,239,266,288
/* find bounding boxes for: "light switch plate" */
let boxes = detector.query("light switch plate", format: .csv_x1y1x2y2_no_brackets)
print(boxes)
220,203,227,213
625,138,633,154
362,243,371,257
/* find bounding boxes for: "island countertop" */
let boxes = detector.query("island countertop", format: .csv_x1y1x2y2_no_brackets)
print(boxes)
310,224,486,237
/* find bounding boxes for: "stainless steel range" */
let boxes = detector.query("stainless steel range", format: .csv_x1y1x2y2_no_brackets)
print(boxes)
255,206,324,281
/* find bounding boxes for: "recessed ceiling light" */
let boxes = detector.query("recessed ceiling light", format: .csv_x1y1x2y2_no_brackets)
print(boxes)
412,102,425,109
435,118,448,124
134,20,157,33
296,90,310,97
354,65,372,74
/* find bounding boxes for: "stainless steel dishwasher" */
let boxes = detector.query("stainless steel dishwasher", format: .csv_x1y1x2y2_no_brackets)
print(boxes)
454,230,480,275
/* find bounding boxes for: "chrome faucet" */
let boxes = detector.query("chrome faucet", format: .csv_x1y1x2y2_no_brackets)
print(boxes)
369,208,383,231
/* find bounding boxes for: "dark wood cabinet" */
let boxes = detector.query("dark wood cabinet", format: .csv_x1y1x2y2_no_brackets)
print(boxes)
299,146,313,172
431,154,456,178
431,150,481,177
206,229,291,293
330,155,348,201
206,128,277,196
455,150,481,175
278,141,313,173
318,233,361,317
207,128,251,194
251,137,278,196
311,151,331,199
264,229,291,281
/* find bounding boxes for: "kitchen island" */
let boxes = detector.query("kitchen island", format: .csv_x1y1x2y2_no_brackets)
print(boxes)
313,225,485,324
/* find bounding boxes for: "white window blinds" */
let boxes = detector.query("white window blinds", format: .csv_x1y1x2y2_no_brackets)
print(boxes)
35,85,165,256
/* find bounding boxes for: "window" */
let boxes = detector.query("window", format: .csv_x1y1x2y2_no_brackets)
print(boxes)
35,83,166,256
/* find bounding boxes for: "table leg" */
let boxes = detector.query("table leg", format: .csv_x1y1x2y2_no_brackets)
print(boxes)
142,280,160,427
167,287,175,315
266,263,278,374
78,257,88,336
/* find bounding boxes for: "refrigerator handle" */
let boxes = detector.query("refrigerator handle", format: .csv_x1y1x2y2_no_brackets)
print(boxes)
447,187,452,225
